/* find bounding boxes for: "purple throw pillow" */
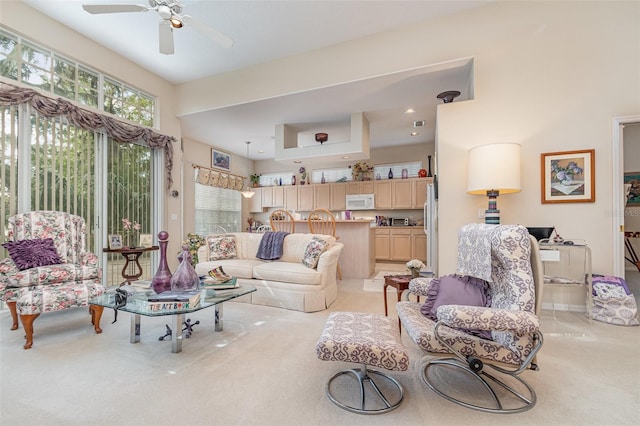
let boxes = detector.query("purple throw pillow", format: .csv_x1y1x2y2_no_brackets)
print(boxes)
2,238,62,271
420,274,492,340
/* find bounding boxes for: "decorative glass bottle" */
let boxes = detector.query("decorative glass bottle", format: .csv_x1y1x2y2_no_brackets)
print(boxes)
170,245,200,293
388,168,394,179
321,172,326,184
401,168,408,179
151,231,172,294
292,175,296,185
427,155,433,177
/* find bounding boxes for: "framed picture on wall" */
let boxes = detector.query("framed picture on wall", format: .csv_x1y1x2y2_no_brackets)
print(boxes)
211,149,231,171
541,149,595,204
625,172,640,206
108,234,123,250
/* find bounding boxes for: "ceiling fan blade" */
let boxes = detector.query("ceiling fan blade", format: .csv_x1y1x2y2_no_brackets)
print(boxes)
82,4,149,14
189,18,234,49
159,22,174,55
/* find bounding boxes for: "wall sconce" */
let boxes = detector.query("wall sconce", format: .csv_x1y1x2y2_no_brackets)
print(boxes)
467,143,521,224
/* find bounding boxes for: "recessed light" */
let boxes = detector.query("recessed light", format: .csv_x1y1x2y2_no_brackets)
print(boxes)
294,160,302,164
411,132,419,136
258,150,264,153
342,156,351,159
405,108,415,114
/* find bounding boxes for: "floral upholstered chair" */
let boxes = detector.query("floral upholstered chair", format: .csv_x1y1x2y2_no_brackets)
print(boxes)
397,224,544,413
0,211,105,349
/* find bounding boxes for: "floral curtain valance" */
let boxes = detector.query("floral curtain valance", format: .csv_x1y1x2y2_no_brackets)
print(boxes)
194,165,246,192
0,82,176,190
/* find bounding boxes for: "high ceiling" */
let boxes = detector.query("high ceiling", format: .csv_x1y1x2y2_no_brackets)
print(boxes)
20,0,486,161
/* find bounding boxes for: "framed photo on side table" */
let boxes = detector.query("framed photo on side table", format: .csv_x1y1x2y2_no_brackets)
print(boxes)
211,149,231,171
541,149,595,204
108,234,123,249
139,234,153,248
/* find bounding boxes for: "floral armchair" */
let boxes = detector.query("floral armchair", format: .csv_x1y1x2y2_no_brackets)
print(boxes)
0,211,105,349
397,224,544,413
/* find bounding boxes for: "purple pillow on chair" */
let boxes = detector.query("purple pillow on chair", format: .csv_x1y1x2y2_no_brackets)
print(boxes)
420,274,492,339
2,238,62,271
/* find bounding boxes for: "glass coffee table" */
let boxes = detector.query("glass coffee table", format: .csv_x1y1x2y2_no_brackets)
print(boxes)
89,284,256,353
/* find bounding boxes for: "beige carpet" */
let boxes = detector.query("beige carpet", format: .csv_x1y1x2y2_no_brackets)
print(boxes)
1,276,639,426
362,271,407,292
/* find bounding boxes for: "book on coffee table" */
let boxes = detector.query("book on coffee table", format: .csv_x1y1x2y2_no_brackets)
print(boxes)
147,291,201,311
201,276,239,290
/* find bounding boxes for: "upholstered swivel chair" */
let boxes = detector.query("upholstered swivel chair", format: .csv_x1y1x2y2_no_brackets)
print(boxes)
397,224,544,413
269,209,295,233
0,211,105,349
308,208,342,279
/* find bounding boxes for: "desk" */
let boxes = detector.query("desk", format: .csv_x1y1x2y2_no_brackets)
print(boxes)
103,246,159,284
383,274,419,332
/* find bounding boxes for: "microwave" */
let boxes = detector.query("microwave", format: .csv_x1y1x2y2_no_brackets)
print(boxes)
345,194,375,210
391,217,410,226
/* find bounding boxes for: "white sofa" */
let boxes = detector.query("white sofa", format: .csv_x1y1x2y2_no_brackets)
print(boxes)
195,232,343,312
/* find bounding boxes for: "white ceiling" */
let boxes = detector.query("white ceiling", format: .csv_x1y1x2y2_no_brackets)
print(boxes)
21,0,486,161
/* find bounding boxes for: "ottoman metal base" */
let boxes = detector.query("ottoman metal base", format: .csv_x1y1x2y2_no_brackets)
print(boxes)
326,363,404,414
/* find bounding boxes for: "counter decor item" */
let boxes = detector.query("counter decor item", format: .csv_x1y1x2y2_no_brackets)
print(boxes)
406,259,425,279
299,167,306,185
401,168,408,179
427,155,433,177
292,175,296,185
170,245,200,293
321,172,326,184
418,168,427,178
350,161,374,181
151,231,172,294
388,168,393,179
250,173,261,187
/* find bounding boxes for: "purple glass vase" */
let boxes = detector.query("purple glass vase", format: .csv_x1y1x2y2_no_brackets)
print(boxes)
170,245,200,293
151,231,172,294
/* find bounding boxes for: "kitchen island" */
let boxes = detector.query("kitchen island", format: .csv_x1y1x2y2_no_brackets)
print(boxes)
293,219,375,279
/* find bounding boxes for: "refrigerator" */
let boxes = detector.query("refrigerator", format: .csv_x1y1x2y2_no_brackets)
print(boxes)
423,176,438,276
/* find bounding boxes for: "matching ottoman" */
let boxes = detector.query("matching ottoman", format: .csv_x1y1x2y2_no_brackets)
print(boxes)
316,311,409,414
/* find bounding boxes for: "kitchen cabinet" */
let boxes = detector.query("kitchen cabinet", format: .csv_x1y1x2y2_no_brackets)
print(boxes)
284,186,298,211
249,188,263,212
374,181,393,209
392,180,413,209
413,178,428,208
411,229,426,263
330,183,347,210
298,185,314,211
261,186,284,208
347,181,374,195
390,228,412,261
375,228,390,260
314,184,331,209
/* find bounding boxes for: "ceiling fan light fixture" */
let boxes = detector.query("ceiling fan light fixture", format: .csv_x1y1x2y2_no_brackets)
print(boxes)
315,132,328,144
169,16,183,28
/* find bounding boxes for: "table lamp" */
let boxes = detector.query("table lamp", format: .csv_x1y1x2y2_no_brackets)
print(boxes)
467,143,521,224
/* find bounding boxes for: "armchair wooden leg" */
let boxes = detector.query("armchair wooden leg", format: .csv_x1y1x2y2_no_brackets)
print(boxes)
89,305,104,334
20,314,39,350
7,301,19,330
337,264,343,280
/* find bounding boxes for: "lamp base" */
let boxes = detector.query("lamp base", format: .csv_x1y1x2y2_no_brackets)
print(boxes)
485,190,500,225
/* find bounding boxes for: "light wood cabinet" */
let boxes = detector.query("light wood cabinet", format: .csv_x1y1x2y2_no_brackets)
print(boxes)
330,183,347,210
261,186,284,208
413,178,428,208
298,185,314,211
284,186,298,211
314,185,331,209
392,180,413,209
375,228,390,260
411,229,427,263
347,181,374,195
249,188,263,213
390,228,411,261
374,181,393,209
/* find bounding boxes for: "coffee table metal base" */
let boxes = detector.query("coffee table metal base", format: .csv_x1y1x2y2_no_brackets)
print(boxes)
128,304,224,353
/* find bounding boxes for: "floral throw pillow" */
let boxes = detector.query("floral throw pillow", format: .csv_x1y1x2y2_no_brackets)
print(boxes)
2,238,62,271
207,236,237,261
302,237,328,269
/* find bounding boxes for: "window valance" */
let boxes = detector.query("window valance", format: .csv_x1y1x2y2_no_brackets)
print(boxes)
194,164,246,192
0,82,176,190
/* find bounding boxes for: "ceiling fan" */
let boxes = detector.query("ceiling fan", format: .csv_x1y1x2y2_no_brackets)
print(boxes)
82,0,233,55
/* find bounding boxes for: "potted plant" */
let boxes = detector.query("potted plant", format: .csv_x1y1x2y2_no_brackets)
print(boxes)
250,173,261,187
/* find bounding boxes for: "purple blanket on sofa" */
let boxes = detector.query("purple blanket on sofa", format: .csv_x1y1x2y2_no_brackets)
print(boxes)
256,231,289,260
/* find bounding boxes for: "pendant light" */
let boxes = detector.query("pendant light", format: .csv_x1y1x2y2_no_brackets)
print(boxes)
241,141,256,199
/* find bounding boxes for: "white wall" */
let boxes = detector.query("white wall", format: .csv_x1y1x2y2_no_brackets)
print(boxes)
176,1,639,276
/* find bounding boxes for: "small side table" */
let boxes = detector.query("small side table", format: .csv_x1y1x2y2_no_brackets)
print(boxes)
104,246,159,285
383,274,420,332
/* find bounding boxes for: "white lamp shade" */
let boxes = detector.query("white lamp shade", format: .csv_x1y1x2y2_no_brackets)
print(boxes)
467,143,521,195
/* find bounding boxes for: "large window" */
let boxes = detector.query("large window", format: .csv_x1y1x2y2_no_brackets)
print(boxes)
195,182,241,235
0,28,154,126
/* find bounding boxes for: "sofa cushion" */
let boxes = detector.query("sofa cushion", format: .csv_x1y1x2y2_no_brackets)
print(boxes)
2,238,62,271
302,237,328,269
279,233,335,263
207,235,237,260
253,262,322,286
